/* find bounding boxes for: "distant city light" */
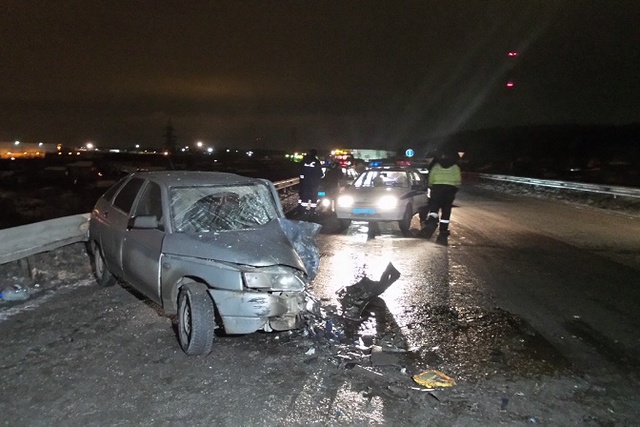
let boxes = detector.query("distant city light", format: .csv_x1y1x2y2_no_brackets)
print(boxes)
207,147,213,153
14,141,20,145
508,51,518,56
196,141,203,148
506,81,515,88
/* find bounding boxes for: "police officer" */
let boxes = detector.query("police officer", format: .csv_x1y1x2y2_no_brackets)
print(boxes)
298,149,324,215
422,148,462,244
322,162,344,200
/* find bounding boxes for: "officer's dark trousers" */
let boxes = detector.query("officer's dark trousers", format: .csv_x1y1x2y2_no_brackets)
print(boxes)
428,185,458,222
299,181,319,209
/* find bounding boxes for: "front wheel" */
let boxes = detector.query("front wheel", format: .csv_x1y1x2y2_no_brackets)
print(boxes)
92,243,116,287
336,218,351,233
177,282,216,356
398,205,413,233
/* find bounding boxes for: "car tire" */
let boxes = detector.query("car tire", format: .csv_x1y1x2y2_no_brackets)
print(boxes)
93,243,116,287
337,219,351,232
178,282,215,356
398,205,413,233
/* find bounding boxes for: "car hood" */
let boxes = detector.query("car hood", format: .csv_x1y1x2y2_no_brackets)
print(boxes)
162,218,321,278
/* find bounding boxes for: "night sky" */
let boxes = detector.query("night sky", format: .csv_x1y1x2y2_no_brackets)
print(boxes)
2,1,639,151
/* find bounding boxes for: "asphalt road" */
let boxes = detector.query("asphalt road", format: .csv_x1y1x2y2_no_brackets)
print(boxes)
1,183,639,425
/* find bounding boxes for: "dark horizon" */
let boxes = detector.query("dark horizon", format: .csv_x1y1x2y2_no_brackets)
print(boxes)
2,1,639,151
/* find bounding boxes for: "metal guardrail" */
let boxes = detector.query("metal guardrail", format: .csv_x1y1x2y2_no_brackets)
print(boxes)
272,177,300,191
0,178,300,266
470,173,640,200
0,214,91,265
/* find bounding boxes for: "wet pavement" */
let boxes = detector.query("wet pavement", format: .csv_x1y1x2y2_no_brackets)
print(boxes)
1,185,640,424
301,217,573,384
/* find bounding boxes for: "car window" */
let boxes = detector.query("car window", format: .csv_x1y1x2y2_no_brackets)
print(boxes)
354,171,376,187
410,171,424,185
133,181,163,221
354,170,409,188
101,176,129,202
171,183,279,233
112,177,145,214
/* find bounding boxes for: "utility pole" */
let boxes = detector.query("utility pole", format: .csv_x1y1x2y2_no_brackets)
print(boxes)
164,119,177,153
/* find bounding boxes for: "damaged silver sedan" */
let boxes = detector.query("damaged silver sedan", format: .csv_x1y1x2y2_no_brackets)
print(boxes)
89,171,320,355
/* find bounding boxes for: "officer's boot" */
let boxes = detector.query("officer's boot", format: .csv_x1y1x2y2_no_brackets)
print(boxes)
436,222,449,245
420,213,439,238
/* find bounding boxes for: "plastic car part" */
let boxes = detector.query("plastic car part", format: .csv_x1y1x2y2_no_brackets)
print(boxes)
277,218,322,280
178,281,216,356
92,243,116,287
412,369,456,388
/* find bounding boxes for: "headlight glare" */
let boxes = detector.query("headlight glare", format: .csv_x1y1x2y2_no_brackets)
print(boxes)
377,194,398,209
337,195,354,208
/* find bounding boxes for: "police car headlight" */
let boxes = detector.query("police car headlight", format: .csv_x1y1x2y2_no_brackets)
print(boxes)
337,195,354,208
377,195,398,210
243,266,306,291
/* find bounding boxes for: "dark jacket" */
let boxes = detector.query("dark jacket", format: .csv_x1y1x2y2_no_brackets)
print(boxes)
299,154,323,185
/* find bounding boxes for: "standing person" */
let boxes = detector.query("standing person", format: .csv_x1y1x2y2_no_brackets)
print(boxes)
422,148,462,244
298,149,324,216
322,161,344,207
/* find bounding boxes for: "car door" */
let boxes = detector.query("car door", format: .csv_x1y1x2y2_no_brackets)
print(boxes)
409,171,430,211
121,180,165,303
99,176,146,277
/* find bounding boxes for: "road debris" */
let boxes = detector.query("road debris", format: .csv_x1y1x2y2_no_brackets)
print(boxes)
412,370,456,388
338,262,401,318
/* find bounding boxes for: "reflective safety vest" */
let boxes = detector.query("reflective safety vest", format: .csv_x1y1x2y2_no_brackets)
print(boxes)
428,164,461,187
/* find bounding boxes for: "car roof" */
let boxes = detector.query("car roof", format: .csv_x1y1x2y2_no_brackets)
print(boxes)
129,170,263,187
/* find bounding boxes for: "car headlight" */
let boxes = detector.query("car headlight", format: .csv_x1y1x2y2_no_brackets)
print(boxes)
243,266,306,291
377,194,399,210
337,195,354,208
320,198,331,207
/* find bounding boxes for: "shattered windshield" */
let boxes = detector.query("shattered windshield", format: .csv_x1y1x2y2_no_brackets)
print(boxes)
170,183,279,233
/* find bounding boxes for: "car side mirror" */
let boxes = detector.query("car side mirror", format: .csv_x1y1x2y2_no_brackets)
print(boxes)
129,215,159,229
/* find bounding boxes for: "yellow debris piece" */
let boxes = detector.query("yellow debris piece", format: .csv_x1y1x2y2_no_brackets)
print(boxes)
412,370,456,388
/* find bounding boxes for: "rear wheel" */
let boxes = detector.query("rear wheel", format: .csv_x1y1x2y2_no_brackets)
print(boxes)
398,205,413,233
178,282,216,356
93,243,116,287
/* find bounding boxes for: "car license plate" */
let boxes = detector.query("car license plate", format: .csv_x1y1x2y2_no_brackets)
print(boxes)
353,208,375,214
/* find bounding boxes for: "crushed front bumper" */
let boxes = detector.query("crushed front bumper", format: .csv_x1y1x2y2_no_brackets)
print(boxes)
209,288,305,334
